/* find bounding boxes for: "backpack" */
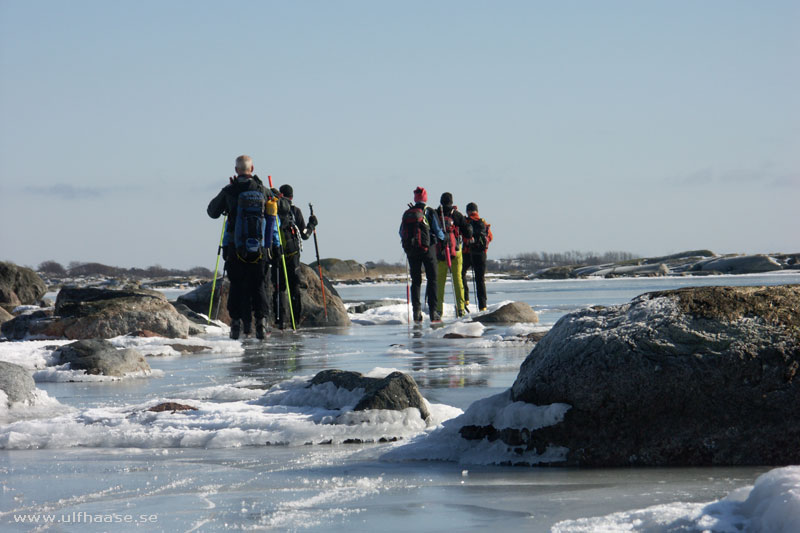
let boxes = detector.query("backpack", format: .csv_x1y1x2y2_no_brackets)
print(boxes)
401,206,431,254
234,188,267,262
470,218,489,252
436,208,460,261
278,198,302,255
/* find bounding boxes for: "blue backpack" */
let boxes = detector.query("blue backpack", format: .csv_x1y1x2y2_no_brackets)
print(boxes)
234,189,267,262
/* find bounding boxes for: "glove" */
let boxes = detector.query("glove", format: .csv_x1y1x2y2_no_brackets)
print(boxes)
307,215,318,229
266,197,278,216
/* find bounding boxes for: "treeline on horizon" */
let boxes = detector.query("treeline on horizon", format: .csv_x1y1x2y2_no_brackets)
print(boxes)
33,250,638,279
488,250,639,272
36,260,213,279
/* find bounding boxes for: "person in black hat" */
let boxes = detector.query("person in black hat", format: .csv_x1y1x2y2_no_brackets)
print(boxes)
461,202,493,311
435,192,472,317
271,183,318,329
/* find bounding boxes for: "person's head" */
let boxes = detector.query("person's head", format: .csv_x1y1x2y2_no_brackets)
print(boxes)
279,184,293,199
440,192,453,207
235,155,254,176
413,186,427,204
466,202,478,214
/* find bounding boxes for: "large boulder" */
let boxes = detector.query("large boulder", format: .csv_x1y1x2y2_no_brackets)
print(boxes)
310,369,430,420
295,263,350,327
496,285,800,467
697,254,782,274
474,302,538,324
178,264,350,328
311,258,367,279
54,339,150,376
0,261,47,306
176,278,231,325
2,287,191,339
0,306,14,326
0,361,36,405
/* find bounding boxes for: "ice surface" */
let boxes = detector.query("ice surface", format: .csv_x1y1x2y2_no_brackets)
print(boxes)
0,368,460,450
552,466,800,533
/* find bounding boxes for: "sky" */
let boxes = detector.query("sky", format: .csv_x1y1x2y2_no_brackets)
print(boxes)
1,0,798,270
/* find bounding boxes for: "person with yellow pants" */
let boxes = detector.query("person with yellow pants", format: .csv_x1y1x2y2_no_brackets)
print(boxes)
435,192,472,318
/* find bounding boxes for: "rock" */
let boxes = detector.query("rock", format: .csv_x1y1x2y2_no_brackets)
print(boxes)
0,306,13,326
1,309,62,340
178,264,351,328
296,263,351,327
346,299,405,314
166,343,207,354
311,258,367,279
147,402,197,412
698,254,782,274
54,339,151,376
473,302,539,324
176,278,231,325
38,287,192,339
503,285,800,467
309,369,430,420
0,262,47,306
0,361,36,405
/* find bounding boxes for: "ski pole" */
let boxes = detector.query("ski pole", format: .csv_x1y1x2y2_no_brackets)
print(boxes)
208,215,227,323
406,257,411,325
269,175,296,330
308,203,327,319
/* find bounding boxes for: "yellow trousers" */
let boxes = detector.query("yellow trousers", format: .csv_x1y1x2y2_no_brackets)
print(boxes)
436,249,465,315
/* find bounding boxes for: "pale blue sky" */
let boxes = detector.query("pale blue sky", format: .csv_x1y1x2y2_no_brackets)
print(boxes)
1,1,798,269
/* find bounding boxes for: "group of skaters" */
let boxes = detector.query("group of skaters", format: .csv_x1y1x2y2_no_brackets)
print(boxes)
207,155,318,339
400,186,493,323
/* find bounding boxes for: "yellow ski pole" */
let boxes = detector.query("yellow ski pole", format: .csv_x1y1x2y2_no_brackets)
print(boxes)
207,215,226,323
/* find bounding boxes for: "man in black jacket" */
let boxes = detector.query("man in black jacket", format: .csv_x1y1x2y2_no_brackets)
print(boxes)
207,155,279,339
271,184,318,329
400,186,445,323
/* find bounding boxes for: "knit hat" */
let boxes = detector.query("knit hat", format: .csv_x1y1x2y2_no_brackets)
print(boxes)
279,184,293,199
466,202,478,213
413,187,427,203
440,192,453,207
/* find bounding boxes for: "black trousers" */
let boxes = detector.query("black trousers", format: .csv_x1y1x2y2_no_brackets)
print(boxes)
226,257,270,324
272,252,302,327
462,251,487,310
407,248,438,316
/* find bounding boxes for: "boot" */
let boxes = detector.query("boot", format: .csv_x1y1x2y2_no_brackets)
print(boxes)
255,318,268,340
413,308,423,323
229,319,241,340
430,311,442,323
242,318,252,337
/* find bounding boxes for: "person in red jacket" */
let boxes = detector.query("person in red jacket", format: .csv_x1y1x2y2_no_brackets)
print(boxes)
461,202,493,312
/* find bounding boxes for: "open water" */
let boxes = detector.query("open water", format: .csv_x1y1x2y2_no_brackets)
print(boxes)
1,272,799,532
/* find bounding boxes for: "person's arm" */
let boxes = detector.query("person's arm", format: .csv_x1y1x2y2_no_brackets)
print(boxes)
207,188,228,219
428,208,445,241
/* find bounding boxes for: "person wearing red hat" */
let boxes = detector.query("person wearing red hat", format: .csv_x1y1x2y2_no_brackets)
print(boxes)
399,187,445,322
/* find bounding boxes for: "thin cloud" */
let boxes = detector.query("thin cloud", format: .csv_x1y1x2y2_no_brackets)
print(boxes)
21,184,130,199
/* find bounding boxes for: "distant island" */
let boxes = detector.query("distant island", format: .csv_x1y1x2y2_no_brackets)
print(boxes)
25,250,800,292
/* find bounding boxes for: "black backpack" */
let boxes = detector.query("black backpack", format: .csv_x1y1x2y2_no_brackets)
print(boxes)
278,198,302,255
401,206,431,254
470,217,488,251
